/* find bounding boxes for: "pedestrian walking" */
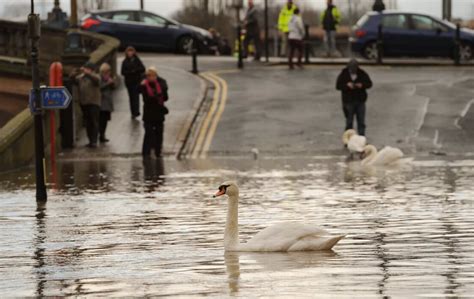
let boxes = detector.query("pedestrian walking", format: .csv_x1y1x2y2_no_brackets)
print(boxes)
140,67,169,158
336,59,372,136
278,0,298,57
99,62,117,143
121,46,145,119
288,8,304,69
372,0,386,12
243,0,261,61
73,62,101,148
320,0,341,57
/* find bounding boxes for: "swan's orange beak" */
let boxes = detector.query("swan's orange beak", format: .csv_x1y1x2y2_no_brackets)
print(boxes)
213,189,226,198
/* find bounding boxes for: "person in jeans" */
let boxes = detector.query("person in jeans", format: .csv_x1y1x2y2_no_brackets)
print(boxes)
288,8,304,69
336,59,372,136
99,62,117,143
320,0,341,57
121,46,145,119
243,0,261,61
140,67,169,159
73,62,101,148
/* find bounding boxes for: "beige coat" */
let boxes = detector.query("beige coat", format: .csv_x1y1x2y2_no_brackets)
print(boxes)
75,72,101,106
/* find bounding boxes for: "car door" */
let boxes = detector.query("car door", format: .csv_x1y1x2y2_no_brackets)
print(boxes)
409,14,454,57
381,14,413,56
136,11,176,50
108,11,143,47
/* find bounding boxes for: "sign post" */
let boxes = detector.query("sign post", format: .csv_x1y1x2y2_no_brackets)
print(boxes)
28,0,47,203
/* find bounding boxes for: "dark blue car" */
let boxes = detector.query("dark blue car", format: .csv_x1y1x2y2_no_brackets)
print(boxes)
350,11,474,60
81,10,212,54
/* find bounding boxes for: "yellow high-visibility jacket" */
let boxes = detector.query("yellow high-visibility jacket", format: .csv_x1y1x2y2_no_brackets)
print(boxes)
278,4,298,33
320,6,342,29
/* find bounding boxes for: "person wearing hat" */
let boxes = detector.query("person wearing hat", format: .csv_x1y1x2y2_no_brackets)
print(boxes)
121,46,145,119
140,66,169,158
336,59,372,136
73,62,101,148
99,62,117,143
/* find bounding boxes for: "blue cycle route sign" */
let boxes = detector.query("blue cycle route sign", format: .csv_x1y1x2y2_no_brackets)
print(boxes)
29,87,72,113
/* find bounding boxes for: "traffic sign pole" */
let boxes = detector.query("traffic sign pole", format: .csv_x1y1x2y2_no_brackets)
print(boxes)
28,3,47,203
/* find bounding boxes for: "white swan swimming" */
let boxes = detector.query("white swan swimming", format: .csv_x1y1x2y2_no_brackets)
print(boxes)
361,144,404,166
213,182,344,252
342,129,367,158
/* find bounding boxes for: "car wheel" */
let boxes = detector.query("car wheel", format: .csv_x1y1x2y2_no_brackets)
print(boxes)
459,43,473,61
362,41,378,60
177,36,194,54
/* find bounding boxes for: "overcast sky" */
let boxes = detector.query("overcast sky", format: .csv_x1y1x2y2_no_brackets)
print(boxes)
1,0,473,20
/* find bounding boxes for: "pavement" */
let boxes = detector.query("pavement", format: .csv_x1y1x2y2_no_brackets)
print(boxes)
60,56,204,159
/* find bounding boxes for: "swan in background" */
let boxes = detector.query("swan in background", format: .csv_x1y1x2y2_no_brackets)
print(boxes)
361,144,404,166
342,129,367,159
213,182,344,252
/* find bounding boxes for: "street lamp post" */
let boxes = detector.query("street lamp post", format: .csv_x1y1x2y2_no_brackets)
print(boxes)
70,0,78,28
264,0,269,62
28,0,47,202
140,0,144,10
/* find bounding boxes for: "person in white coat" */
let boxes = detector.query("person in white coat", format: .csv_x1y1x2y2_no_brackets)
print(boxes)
288,8,305,69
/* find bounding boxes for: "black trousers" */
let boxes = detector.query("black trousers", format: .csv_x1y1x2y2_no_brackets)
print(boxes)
288,39,303,68
143,121,164,157
126,84,140,117
99,110,111,140
344,101,366,136
243,32,261,60
82,104,100,145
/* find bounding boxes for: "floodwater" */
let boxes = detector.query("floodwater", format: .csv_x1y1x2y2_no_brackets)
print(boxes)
0,156,473,297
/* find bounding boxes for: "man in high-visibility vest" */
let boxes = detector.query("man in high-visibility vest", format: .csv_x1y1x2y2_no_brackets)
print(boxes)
320,0,341,57
278,0,298,57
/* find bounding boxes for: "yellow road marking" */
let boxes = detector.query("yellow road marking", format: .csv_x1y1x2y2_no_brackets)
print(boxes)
200,72,228,158
191,72,221,158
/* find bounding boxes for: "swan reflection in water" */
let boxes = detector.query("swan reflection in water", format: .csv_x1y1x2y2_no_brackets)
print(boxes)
224,251,337,294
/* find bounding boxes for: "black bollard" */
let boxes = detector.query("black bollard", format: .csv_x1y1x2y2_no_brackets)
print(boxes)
454,23,461,66
377,24,383,65
237,25,244,69
191,37,198,74
304,24,310,64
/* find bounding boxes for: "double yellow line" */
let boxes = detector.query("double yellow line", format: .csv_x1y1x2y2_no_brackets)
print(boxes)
191,72,228,158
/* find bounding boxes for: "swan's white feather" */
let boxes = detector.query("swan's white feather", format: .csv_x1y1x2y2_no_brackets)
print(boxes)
238,222,344,252
372,146,404,165
348,135,367,153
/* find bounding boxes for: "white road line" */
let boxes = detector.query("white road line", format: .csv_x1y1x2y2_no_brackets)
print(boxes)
454,98,474,129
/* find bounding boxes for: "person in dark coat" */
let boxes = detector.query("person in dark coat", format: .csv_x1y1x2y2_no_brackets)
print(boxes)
373,0,386,12
140,67,169,158
121,46,145,119
243,0,261,61
99,62,117,143
336,59,373,136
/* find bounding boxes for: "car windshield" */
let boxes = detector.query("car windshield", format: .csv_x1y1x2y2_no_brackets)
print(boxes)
356,14,369,27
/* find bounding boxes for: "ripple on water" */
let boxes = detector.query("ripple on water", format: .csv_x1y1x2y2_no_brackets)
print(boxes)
0,158,473,297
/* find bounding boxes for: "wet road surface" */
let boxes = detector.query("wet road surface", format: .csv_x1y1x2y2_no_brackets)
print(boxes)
209,66,474,156
1,157,473,297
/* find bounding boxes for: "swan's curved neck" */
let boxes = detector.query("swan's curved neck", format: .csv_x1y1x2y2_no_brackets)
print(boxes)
224,194,239,251
362,146,378,165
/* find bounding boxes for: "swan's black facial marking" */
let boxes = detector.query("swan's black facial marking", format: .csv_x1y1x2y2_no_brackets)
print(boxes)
218,184,230,193
213,184,231,198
